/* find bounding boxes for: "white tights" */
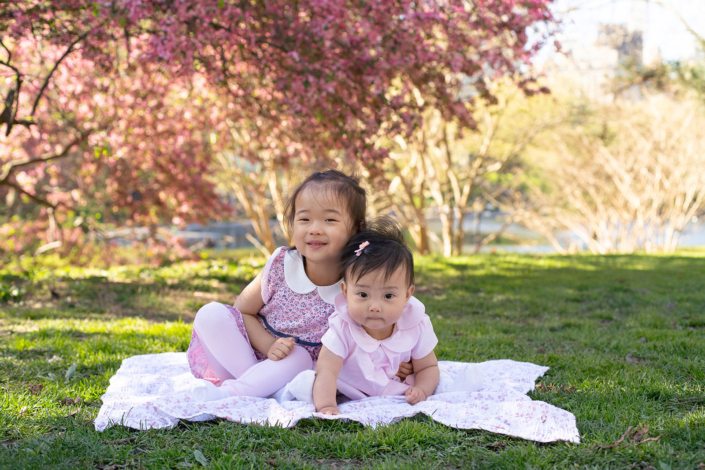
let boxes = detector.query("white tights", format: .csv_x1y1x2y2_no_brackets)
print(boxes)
192,302,312,398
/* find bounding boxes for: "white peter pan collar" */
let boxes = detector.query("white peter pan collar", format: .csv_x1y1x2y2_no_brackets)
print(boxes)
283,249,342,305
333,293,426,353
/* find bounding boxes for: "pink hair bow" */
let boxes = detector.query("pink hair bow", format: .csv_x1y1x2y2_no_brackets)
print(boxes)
355,241,370,256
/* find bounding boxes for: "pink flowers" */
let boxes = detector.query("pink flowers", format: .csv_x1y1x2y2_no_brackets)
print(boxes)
1,0,556,258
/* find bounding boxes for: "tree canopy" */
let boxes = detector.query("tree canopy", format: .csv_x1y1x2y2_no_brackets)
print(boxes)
1,0,557,258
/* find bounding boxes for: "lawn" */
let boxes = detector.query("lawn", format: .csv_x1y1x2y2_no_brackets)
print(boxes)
1,250,704,469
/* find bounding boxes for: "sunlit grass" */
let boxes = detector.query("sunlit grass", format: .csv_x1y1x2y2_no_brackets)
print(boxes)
1,251,704,468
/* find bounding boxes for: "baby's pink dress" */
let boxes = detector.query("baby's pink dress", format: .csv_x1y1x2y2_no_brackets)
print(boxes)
321,294,438,400
187,247,342,383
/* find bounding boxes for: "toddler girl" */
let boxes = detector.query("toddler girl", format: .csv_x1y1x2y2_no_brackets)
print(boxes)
187,171,411,401
311,219,440,415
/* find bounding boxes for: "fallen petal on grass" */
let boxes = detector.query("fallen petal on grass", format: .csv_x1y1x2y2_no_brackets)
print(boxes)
625,354,640,364
65,364,77,380
194,449,208,467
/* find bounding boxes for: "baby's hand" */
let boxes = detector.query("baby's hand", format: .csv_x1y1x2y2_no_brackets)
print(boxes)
267,337,295,361
317,406,341,415
396,361,413,380
405,386,427,405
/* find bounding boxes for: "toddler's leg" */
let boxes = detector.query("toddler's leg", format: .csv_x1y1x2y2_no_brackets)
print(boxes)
434,363,484,394
192,302,258,381
220,345,312,398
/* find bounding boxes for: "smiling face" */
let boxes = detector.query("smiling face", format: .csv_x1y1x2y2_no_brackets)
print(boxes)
292,185,357,270
341,267,415,340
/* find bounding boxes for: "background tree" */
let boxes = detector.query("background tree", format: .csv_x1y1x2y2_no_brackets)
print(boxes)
376,80,562,255
510,97,705,254
2,0,558,261
0,31,227,258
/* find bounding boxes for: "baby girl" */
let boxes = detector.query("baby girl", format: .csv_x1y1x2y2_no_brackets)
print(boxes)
310,218,440,414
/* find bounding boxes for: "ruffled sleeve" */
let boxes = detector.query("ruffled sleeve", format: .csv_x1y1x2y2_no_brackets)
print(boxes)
260,246,285,304
409,316,438,360
321,312,350,359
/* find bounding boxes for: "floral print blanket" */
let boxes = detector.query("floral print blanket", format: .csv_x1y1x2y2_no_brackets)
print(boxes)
94,353,580,443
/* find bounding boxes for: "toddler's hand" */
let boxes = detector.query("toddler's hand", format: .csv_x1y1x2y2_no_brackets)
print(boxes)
405,386,427,405
317,406,341,415
396,361,413,380
267,337,295,361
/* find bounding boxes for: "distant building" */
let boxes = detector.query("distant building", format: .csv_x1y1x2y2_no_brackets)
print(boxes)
595,24,643,66
541,0,661,101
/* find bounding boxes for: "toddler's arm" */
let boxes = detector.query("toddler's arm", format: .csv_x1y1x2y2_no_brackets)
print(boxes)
235,270,289,360
405,350,439,405
313,346,344,415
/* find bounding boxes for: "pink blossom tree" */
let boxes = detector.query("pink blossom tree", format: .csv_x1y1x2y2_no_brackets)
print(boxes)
1,0,557,259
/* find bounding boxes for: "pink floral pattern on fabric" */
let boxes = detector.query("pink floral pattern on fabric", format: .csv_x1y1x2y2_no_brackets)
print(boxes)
257,247,336,359
95,353,581,444
186,246,337,382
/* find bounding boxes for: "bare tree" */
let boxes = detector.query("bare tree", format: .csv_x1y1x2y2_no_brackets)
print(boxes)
513,99,705,254
213,120,309,255
378,82,563,255
381,139,433,254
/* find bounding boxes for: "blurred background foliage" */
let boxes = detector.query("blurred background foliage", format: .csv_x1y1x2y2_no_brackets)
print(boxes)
1,0,704,269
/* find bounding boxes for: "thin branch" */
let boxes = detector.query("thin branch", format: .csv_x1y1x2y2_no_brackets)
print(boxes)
597,426,633,450
245,232,272,258
30,29,92,117
1,180,57,209
0,38,11,63
636,435,664,446
471,217,514,254
644,0,705,46
0,59,21,77
0,40,24,135
0,133,87,183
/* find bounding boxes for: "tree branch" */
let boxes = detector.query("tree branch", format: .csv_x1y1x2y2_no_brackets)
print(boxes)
1,180,57,209
30,29,92,117
0,38,11,63
0,133,87,183
644,0,705,46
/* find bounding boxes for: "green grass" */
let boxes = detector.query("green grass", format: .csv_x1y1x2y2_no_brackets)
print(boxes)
1,250,704,469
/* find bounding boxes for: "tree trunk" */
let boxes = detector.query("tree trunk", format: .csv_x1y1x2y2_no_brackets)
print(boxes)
416,218,431,255
228,171,277,255
453,207,469,255
438,204,453,257
266,163,288,243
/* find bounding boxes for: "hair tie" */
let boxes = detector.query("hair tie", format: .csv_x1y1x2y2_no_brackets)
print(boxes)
355,241,370,256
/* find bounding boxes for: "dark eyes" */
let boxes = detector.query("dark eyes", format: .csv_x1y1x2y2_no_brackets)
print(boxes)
357,292,395,299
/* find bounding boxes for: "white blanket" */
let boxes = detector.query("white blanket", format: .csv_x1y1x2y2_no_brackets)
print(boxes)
95,353,580,443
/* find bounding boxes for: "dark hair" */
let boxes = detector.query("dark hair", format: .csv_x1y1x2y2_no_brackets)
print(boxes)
341,217,414,287
284,170,367,236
